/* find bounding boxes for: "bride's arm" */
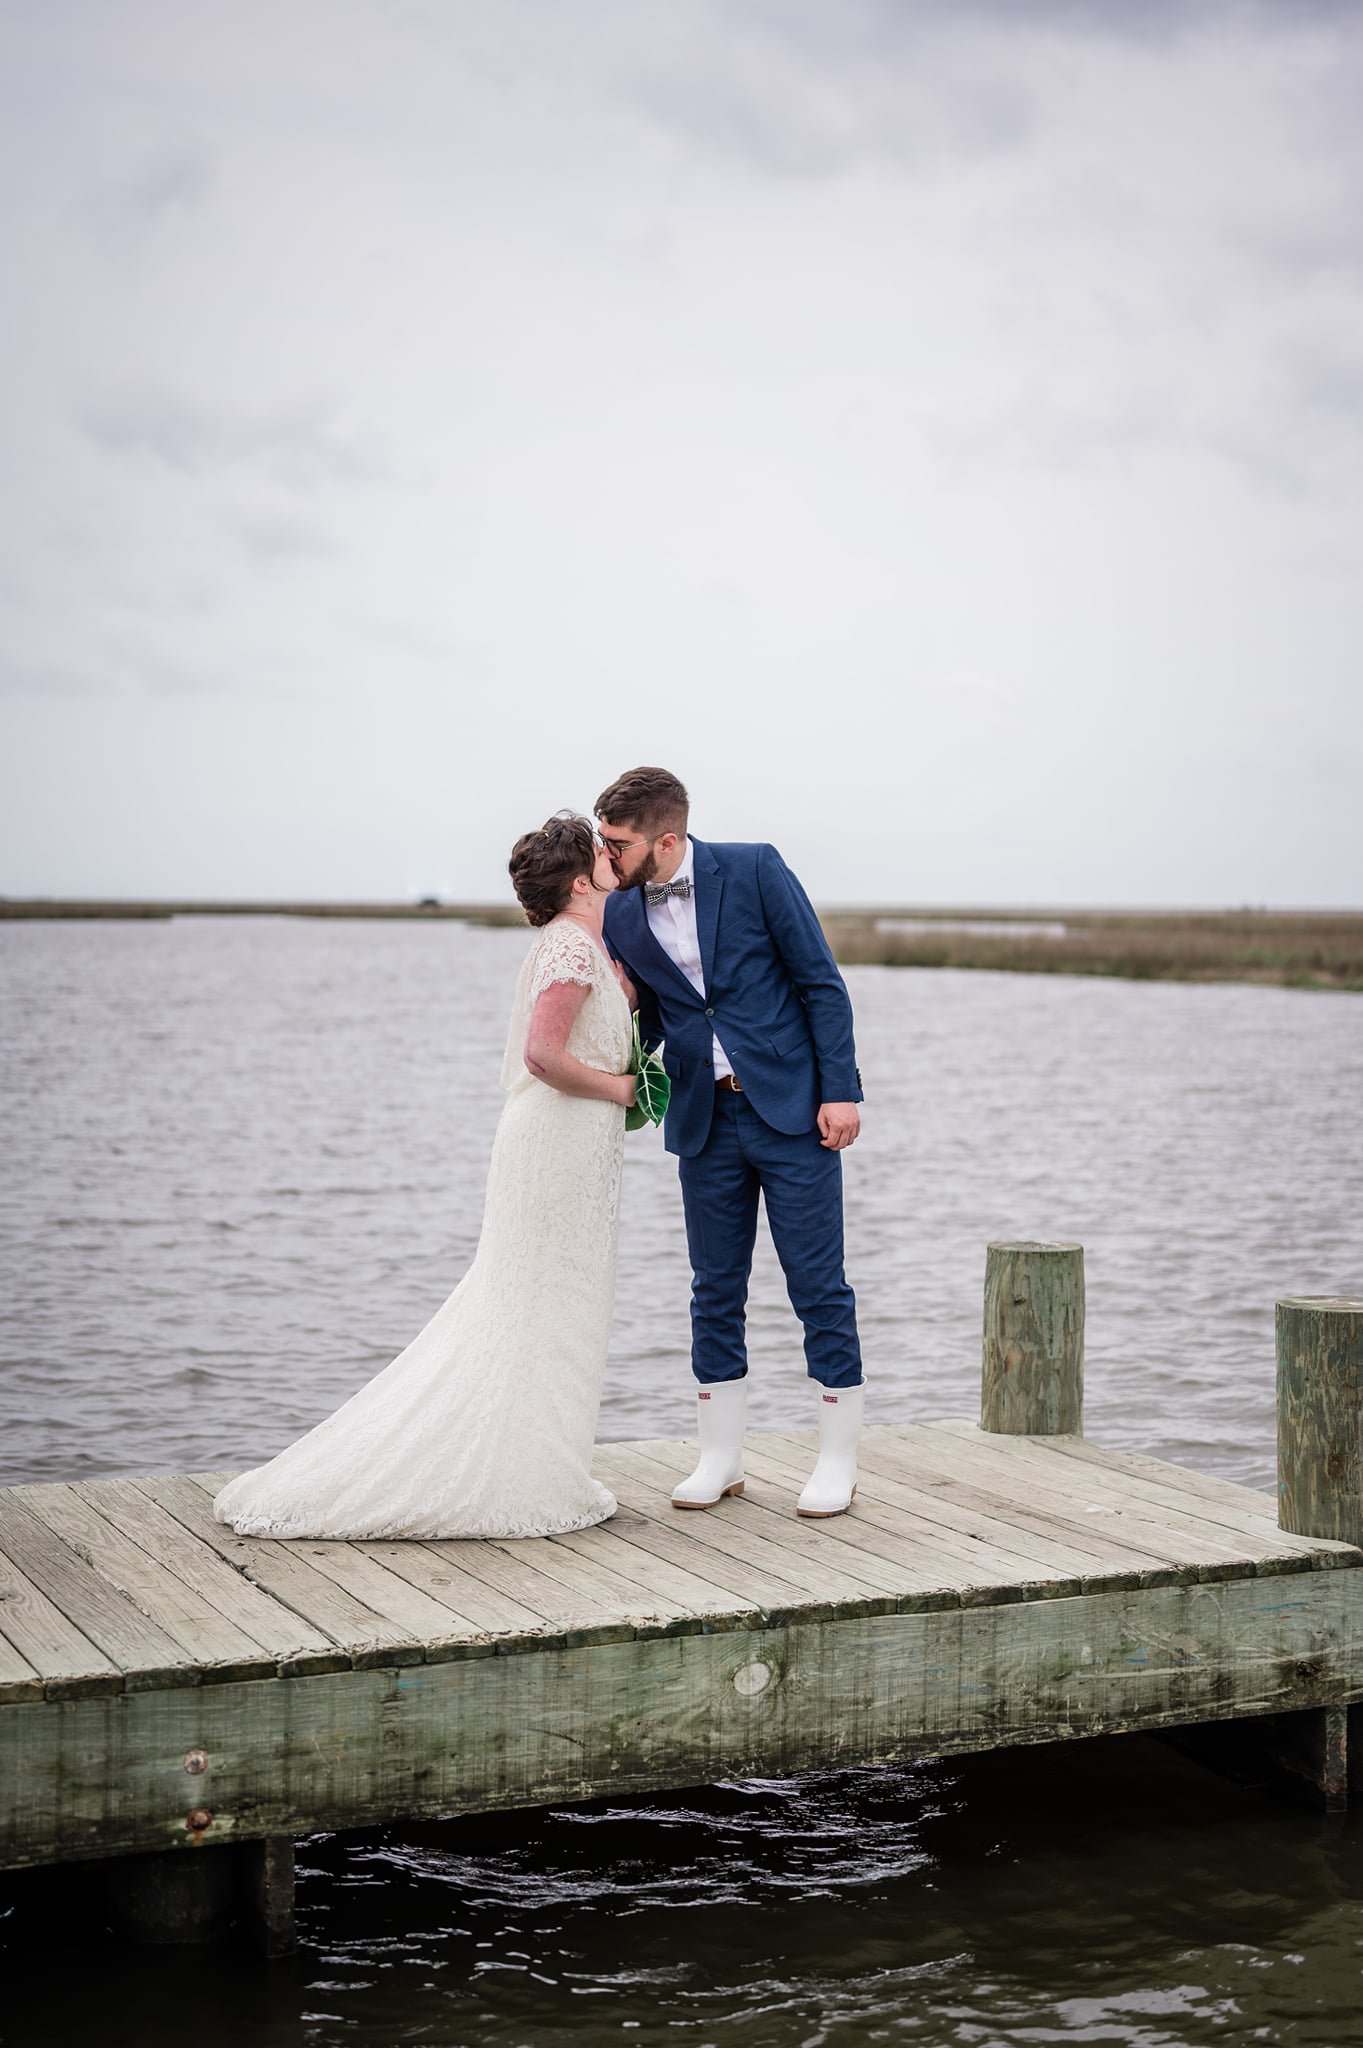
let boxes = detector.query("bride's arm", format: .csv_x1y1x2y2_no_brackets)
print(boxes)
524,982,636,1105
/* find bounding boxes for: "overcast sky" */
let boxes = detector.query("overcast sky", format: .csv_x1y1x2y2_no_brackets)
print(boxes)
2,0,1360,906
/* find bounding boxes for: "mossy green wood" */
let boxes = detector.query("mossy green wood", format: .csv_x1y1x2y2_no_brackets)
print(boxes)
1278,1297,1363,1548
4,1571,1362,1869
981,1241,1085,1436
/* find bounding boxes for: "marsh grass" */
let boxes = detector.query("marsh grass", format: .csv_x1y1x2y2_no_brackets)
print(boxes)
4,900,1360,990
821,910,1363,992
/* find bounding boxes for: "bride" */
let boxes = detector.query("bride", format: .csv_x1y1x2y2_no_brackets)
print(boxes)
213,813,637,1540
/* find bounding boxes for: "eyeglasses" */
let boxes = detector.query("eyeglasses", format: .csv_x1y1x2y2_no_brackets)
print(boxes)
598,833,650,858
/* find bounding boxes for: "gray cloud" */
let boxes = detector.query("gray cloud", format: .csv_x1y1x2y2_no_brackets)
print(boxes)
3,0,1361,904
613,0,1355,182
226,510,341,564
1284,343,1363,430
77,386,391,491
0,655,108,699
79,137,217,254
104,138,214,223
620,4,1034,181
1240,217,1363,285
103,635,234,697
353,616,475,664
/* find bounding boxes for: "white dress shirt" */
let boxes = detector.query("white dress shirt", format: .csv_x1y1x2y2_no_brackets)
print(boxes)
645,837,734,1081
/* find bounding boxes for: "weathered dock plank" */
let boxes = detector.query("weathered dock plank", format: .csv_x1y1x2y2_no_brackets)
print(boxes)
7,1242,1360,1956
869,1430,1290,1578
4,1565,1360,1870
138,1476,415,1671
594,1453,840,1617
3,1423,1355,1705
3,1342,1361,1893
602,1444,904,1606
0,1540,121,1702
357,1541,559,1643
19,1484,280,1683
930,1425,1352,1565
175,1476,500,1649
757,1435,1125,1600
72,1478,346,1666
552,1491,820,1621
0,1633,42,1706
774,1429,1180,1594
547,1516,766,1629
737,1443,996,1597
0,1493,197,1691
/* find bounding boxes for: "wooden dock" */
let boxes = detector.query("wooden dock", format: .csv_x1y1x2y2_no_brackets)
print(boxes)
1,1250,1360,1952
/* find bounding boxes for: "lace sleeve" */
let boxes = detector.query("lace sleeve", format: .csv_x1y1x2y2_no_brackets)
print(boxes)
528,922,600,1003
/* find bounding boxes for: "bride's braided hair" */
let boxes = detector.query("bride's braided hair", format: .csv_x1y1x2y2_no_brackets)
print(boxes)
508,811,600,927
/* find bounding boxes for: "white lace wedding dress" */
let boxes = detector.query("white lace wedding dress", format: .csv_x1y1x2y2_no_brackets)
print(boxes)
213,919,630,1540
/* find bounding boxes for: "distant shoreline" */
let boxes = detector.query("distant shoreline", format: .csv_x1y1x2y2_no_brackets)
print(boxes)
0,898,527,925
2,899,1360,992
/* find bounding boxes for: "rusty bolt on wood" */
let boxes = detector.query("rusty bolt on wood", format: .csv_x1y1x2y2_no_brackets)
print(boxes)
185,1808,214,1833
183,1749,209,1775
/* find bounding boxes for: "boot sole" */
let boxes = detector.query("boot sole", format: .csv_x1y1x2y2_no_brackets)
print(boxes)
796,1483,857,1519
672,1481,745,1510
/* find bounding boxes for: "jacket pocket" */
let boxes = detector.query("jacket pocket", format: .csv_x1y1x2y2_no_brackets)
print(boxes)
769,1020,810,1058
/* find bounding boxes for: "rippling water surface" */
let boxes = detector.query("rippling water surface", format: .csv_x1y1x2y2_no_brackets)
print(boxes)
1,918,1360,2046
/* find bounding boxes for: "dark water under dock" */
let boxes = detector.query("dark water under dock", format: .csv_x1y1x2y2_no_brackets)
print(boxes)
1,918,1361,2045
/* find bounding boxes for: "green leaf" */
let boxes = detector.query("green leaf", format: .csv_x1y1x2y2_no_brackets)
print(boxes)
625,1012,670,1131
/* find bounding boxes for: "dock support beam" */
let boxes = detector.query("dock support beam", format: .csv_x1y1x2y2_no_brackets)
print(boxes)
244,1836,297,1957
1264,1295,1363,1812
103,1837,296,1953
981,1241,1084,1436
106,1846,240,1946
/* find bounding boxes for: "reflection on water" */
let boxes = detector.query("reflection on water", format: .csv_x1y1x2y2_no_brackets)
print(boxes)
3,1739,1360,2046
1,919,1361,2044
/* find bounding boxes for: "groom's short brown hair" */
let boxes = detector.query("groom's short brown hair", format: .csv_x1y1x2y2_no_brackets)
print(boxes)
595,766,689,840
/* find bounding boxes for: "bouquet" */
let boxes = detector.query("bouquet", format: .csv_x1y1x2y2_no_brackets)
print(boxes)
625,1013,670,1131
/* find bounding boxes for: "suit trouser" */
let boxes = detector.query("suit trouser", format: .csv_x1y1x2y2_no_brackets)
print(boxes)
676,1088,862,1389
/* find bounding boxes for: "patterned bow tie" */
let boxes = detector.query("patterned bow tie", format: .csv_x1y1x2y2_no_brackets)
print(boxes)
646,877,692,906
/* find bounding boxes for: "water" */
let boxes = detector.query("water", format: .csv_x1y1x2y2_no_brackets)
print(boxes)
1,918,1361,2045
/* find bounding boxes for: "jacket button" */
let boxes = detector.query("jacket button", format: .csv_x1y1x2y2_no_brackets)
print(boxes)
704,1006,714,1017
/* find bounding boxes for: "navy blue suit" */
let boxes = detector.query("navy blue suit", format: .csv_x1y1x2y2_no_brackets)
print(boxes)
603,838,863,1389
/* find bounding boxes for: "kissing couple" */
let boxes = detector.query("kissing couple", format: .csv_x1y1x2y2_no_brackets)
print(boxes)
214,766,866,1542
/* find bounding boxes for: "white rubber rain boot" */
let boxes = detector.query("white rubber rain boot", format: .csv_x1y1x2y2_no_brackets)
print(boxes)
672,1379,748,1509
796,1383,864,1518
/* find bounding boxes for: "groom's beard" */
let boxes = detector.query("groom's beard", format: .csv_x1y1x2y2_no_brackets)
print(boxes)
616,847,662,892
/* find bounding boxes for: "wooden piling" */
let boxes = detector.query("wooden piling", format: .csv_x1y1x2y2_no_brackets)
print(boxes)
243,1836,297,1957
981,1241,1084,1436
1277,1296,1363,1548
102,1837,295,1951
1226,1296,1363,1813
106,1846,239,1945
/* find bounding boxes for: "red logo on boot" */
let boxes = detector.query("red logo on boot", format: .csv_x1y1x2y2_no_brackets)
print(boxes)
698,1391,711,1401
823,1393,838,1403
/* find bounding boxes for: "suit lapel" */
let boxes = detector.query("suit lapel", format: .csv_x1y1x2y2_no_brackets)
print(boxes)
616,883,699,1004
692,837,723,993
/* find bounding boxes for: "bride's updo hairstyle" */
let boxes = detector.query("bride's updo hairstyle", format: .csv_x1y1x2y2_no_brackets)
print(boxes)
508,811,599,927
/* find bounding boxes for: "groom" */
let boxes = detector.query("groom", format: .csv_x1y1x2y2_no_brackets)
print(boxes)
597,766,865,1518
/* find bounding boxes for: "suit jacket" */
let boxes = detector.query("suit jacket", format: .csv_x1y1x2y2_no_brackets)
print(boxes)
602,837,863,1158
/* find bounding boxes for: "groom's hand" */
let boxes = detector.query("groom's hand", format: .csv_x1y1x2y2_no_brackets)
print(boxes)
817,1103,861,1151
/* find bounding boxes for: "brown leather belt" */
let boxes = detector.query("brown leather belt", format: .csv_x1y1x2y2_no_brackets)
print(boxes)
715,1073,743,1093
